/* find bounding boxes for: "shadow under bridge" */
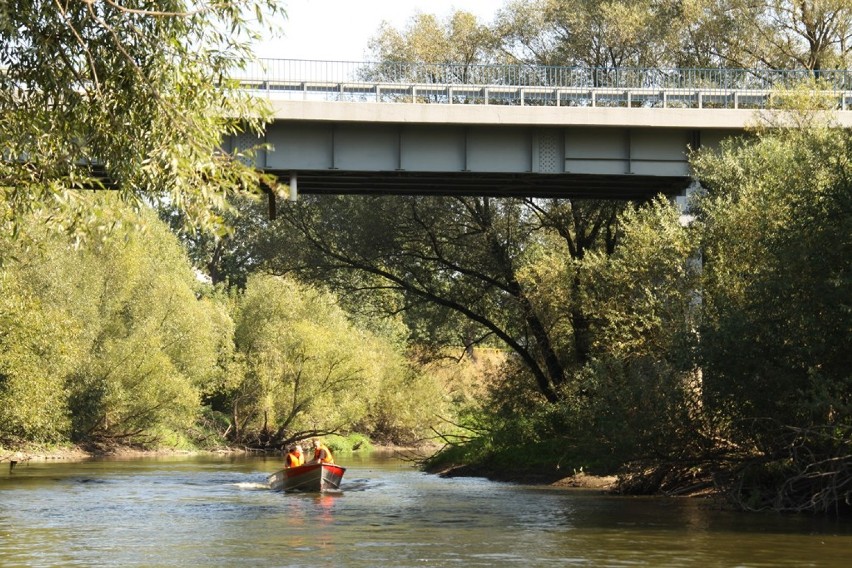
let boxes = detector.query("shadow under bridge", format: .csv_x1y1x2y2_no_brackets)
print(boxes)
227,103,744,201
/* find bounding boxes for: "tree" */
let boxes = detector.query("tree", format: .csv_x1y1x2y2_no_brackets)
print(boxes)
367,10,498,67
575,197,705,483
0,194,227,443
0,1,285,239
65,203,224,444
694,118,851,432
364,9,501,91
691,104,851,513
0,272,80,445
0,197,226,447
161,193,273,288
484,1,851,77
669,0,852,70
493,0,682,69
257,195,630,406
233,274,381,445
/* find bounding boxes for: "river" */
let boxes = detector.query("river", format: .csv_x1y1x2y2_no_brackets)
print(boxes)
1,452,850,567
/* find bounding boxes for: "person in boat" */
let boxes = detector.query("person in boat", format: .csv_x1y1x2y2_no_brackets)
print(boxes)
284,444,304,468
310,438,334,465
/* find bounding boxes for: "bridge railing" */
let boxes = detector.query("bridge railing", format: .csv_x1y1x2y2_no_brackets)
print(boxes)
234,59,852,110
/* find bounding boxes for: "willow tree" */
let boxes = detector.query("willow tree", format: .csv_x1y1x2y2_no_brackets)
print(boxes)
0,198,228,447
0,0,284,239
67,209,225,444
0,271,81,445
230,273,444,447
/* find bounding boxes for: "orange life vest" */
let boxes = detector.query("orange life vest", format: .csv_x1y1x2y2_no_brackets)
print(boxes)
285,450,304,468
313,444,334,464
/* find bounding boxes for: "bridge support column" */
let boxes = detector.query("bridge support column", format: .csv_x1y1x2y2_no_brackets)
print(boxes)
289,171,298,202
675,180,703,225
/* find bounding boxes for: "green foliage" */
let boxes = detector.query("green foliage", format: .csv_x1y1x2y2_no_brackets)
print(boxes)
233,274,369,441
262,189,711,479
686,108,852,511
686,0,852,71
367,10,498,67
66,205,221,442
0,197,227,447
322,433,373,454
263,195,628,406
0,274,77,444
693,122,851,438
418,195,709,484
190,406,235,450
422,404,501,471
482,0,852,71
583,197,700,360
361,330,451,447
495,0,679,68
424,395,624,476
0,1,286,239
142,426,197,452
226,273,444,447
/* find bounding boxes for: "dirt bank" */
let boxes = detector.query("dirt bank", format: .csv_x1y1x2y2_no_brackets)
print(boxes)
0,444,243,465
437,463,618,492
549,472,619,490
2,446,92,463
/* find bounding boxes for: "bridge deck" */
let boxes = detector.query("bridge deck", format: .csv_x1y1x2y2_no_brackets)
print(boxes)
233,60,852,200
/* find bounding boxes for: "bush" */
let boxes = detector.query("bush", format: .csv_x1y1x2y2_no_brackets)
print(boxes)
323,433,373,454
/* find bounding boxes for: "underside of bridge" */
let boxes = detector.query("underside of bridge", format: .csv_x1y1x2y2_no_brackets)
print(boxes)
268,169,692,201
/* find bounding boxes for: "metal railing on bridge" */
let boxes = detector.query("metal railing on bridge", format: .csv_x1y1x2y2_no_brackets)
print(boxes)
236,59,852,110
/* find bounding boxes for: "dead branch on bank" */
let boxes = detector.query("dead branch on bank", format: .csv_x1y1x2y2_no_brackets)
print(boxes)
727,424,852,515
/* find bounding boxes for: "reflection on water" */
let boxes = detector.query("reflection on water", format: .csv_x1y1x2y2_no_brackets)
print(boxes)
1,452,850,567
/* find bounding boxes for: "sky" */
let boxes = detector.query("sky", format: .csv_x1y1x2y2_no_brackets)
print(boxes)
254,0,507,61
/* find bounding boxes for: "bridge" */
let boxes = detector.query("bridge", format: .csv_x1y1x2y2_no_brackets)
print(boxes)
228,59,852,202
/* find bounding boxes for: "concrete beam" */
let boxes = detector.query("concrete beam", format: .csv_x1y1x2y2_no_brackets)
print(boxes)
266,99,852,129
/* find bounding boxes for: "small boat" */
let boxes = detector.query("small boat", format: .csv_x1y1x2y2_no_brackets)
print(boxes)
267,462,346,492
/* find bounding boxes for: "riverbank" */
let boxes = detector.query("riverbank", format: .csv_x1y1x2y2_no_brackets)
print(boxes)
436,462,618,492
3,443,614,493
1,441,437,465
0,443,255,467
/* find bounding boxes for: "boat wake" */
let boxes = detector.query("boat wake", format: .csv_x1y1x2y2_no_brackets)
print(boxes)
233,481,271,490
336,478,372,492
